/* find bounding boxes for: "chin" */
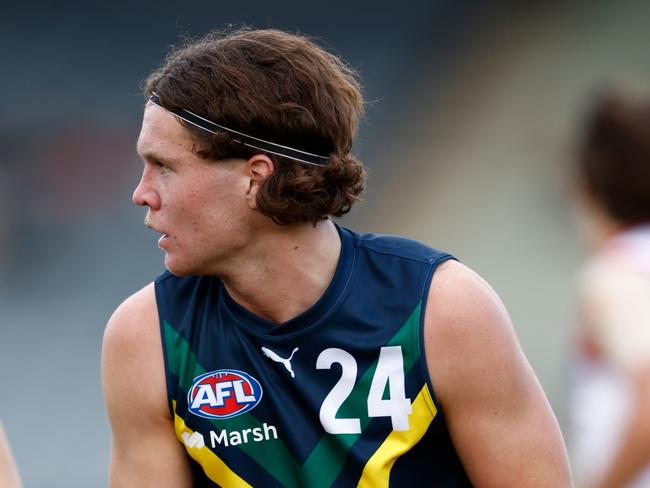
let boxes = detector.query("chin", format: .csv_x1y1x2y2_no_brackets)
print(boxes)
164,255,201,277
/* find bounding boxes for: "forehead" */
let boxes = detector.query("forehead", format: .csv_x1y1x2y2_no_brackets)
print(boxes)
137,103,196,160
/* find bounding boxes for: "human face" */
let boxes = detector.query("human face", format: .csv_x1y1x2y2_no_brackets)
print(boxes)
133,103,251,275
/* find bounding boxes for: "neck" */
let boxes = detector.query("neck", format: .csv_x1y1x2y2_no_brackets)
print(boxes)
575,191,624,250
221,219,342,324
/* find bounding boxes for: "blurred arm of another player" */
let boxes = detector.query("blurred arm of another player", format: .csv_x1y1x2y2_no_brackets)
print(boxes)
0,421,21,488
102,283,193,487
424,260,573,487
590,369,650,488
582,264,650,488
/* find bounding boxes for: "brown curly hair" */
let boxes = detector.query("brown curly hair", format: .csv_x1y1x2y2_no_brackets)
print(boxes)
579,90,650,225
144,27,366,225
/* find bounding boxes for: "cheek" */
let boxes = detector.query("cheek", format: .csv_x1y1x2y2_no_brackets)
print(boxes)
182,187,234,230
168,168,247,232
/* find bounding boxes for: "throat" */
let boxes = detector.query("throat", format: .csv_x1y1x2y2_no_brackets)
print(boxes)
222,222,342,325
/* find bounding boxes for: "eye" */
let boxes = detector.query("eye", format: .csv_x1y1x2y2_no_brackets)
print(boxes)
153,159,170,174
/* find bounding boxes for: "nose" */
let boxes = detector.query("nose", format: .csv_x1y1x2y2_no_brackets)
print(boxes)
132,168,161,210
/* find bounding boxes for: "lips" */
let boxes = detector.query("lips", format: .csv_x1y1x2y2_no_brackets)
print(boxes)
144,220,171,247
145,220,167,236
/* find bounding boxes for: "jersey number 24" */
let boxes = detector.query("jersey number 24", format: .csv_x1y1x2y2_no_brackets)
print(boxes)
316,346,412,434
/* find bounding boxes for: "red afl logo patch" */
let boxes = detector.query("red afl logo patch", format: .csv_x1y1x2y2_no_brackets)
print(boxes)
187,370,263,419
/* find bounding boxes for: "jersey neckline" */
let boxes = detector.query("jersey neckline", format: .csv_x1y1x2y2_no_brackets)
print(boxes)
218,224,356,338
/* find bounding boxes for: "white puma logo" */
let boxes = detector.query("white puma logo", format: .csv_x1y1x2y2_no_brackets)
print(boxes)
181,431,205,449
261,346,299,378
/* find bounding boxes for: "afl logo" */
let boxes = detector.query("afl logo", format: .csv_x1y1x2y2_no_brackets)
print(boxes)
187,369,263,420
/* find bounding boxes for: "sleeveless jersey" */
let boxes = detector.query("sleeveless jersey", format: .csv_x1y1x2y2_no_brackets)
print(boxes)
155,226,472,487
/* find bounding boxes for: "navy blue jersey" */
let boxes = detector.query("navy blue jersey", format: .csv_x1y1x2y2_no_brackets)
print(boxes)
155,226,472,487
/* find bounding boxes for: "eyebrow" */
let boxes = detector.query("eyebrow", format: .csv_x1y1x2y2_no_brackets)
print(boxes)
137,147,173,165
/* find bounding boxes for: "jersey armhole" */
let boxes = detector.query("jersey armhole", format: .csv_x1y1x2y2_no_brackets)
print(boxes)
417,253,457,417
154,280,175,419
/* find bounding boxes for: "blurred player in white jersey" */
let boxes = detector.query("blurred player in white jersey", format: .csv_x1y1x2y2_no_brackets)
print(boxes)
569,90,650,488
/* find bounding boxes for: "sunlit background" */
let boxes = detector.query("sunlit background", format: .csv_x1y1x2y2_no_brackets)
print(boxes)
1,1,649,485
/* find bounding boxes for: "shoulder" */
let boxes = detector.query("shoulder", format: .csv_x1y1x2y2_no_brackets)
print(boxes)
581,250,649,299
102,283,169,419
425,259,511,341
104,283,159,356
580,247,650,323
580,249,650,370
423,260,524,404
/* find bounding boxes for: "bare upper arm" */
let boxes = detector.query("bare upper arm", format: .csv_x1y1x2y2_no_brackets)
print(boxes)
102,283,192,487
0,422,21,488
424,260,572,487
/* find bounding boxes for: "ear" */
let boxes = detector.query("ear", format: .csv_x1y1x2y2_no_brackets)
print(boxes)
245,154,275,210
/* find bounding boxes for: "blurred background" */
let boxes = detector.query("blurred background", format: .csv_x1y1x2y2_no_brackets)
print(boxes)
1,1,649,485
